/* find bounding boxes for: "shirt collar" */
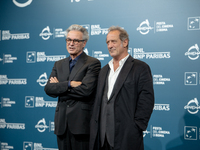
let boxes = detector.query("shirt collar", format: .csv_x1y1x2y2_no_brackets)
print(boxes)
108,54,129,69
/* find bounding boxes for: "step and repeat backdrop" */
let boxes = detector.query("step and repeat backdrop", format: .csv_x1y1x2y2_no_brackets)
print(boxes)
0,0,200,150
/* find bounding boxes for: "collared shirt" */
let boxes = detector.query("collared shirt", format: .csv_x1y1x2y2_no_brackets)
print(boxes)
68,52,83,88
107,54,129,99
69,52,82,71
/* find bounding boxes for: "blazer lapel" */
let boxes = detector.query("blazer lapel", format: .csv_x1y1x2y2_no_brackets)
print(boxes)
62,57,70,80
97,65,110,103
109,56,134,100
69,52,86,81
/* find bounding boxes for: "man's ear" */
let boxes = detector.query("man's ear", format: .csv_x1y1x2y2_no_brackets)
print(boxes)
123,39,128,48
83,40,87,47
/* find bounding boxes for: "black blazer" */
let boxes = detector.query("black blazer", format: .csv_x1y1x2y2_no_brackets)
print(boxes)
44,52,101,135
90,56,154,150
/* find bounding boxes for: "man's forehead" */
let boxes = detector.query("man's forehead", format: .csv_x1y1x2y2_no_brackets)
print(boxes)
107,30,120,40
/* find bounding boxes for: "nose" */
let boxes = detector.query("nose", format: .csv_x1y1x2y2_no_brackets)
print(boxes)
107,42,113,49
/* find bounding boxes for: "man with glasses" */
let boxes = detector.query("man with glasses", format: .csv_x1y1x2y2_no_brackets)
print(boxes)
45,24,101,150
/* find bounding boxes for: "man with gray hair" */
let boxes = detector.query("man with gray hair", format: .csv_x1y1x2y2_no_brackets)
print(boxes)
90,26,154,150
45,24,101,150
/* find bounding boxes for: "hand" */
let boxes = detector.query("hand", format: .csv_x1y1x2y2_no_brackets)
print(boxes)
70,81,82,87
50,77,59,83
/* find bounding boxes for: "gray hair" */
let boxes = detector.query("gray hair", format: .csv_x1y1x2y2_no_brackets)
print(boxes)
107,26,129,48
65,24,89,42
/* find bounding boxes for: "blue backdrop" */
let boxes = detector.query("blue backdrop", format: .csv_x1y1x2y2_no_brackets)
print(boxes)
0,0,200,149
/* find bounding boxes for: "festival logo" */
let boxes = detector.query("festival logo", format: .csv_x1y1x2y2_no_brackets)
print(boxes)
184,72,198,85
184,98,200,114
184,126,197,140
36,73,48,87
137,19,173,35
153,74,170,85
0,54,17,64
1,142,14,150
188,17,200,30
0,97,16,108
13,0,32,7
185,44,200,60
35,118,54,133
137,19,154,35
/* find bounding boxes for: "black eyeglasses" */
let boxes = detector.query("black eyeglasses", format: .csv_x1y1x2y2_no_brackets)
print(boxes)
66,38,85,45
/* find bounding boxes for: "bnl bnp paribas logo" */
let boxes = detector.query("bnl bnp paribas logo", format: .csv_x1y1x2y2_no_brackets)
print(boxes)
0,118,25,130
0,75,27,85
26,51,66,63
136,19,173,35
36,72,48,87
184,98,200,115
1,30,30,40
35,118,54,133
25,96,57,108
188,16,200,30
185,44,200,60
184,72,199,85
131,48,170,59
39,26,66,40
23,142,58,150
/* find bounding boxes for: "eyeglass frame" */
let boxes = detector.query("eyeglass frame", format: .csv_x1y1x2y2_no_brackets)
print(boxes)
66,38,85,44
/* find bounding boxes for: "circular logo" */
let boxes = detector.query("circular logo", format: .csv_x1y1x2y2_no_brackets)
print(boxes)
184,98,200,114
185,44,200,60
35,118,49,132
13,0,32,7
137,19,153,35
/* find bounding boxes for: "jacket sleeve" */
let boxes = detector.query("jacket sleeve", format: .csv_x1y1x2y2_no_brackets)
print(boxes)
134,64,155,131
67,59,101,98
44,61,69,98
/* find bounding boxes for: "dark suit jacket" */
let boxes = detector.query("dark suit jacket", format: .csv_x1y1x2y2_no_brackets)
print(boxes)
90,56,154,150
44,52,101,135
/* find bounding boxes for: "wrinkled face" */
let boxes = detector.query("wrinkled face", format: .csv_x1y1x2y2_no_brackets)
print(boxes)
66,30,86,58
106,30,127,59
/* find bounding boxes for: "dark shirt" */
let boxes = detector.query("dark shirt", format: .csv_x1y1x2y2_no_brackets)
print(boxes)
68,52,83,88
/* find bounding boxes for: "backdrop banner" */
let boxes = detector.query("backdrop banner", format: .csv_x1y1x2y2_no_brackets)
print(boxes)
0,0,200,149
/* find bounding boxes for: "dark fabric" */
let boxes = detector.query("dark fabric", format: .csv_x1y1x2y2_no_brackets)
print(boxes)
57,126,89,150
101,137,113,150
69,59,76,72
100,70,115,147
44,52,101,137
90,56,155,150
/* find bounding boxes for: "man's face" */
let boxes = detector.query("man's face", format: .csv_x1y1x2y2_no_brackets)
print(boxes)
106,30,127,59
66,30,86,58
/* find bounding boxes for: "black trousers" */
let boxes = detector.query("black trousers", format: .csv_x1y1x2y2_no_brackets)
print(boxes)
101,137,113,150
57,127,89,150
